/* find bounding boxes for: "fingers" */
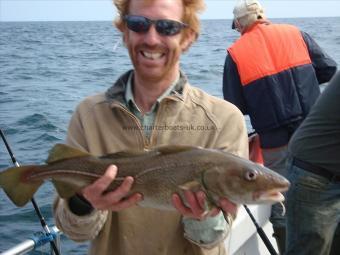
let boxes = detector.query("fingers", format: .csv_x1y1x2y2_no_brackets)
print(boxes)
184,190,203,216
219,198,238,217
82,165,118,198
172,190,220,220
196,190,207,209
172,193,193,216
196,191,221,217
81,165,142,211
104,175,134,202
209,207,222,217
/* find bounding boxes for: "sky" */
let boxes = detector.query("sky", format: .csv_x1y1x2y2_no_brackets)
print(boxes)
0,0,339,22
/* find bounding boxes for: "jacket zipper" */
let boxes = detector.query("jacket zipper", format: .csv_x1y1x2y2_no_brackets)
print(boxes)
149,96,182,147
111,102,149,148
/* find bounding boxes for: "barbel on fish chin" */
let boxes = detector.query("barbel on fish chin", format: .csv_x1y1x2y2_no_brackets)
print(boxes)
0,144,290,208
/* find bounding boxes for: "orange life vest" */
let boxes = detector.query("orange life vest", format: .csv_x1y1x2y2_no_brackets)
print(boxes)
228,22,312,86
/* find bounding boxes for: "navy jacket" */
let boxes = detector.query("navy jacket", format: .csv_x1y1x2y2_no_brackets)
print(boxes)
223,22,337,148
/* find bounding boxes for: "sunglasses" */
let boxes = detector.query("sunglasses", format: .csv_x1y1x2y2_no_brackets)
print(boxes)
124,15,188,36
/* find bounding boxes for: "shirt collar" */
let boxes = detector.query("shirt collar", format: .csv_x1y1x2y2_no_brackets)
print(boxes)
105,70,188,107
124,72,180,113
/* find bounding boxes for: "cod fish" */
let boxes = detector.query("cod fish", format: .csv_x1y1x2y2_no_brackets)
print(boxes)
0,144,290,209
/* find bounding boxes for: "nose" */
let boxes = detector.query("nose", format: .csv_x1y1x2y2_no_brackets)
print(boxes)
143,25,162,45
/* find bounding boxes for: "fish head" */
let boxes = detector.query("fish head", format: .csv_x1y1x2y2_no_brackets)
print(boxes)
202,153,290,205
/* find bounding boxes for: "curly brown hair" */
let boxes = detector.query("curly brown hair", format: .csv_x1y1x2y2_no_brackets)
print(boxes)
113,0,205,40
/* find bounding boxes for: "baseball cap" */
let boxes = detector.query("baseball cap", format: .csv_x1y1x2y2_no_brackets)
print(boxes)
233,0,264,19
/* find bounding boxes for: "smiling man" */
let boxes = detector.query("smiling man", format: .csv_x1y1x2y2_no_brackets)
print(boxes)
53,0,248,254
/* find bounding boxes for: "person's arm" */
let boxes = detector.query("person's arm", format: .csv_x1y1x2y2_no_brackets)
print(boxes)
53,107,106,241
173,101,248,248
53,108,142,242
222,54,248,114
301,31,337,84
54,166,142,242
172,191,236,249
53,194,109,241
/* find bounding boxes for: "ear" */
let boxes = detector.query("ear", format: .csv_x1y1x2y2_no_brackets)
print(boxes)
122,29,128,47
181,29,196,52
234,19,243,34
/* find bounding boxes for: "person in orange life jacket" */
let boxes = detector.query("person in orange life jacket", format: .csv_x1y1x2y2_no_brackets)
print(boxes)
222,0,337,253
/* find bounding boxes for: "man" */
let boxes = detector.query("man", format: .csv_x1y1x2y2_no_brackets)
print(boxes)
286,71,340,255
222,0,337,253
53,0,248,254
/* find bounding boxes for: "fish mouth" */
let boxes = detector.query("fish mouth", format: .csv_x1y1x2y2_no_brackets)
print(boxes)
254,187,288,203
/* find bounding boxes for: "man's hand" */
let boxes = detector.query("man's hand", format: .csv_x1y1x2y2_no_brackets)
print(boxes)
172,190,220,220
172,190,238,220
80,165,143,211
219,198,238,218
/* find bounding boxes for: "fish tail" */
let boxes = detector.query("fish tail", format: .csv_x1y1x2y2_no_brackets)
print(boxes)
0,165,43,207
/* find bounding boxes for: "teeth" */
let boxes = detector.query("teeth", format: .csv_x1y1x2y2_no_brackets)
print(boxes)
142,51,163,60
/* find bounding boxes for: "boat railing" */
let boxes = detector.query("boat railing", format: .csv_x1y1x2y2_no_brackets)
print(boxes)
0,226,61,255
1,206,278,255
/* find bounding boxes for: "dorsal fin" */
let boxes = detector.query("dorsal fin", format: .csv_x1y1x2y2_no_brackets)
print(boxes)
99,145,198,160
46,144,91,163
100,150,150,159
155,145,199,154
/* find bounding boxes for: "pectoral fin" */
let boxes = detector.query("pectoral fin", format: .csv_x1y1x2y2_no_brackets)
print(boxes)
52,180,78,198
179,180,202,192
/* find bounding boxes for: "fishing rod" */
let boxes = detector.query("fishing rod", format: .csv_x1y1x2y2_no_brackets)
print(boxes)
243,205,278,255
0,128,61,255
245,131,278,255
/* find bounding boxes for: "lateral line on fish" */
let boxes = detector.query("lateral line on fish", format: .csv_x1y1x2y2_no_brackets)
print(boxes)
134,162,192,179
27,170,102,180
134,167,162,179
0,144,290,208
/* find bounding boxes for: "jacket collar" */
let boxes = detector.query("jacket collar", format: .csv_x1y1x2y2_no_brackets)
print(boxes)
105,70,189,107
243,19,271,34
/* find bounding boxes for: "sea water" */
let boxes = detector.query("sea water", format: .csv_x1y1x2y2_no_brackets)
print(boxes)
0,17,339,253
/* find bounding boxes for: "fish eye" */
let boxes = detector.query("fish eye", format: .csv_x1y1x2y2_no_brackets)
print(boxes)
244,169,258,181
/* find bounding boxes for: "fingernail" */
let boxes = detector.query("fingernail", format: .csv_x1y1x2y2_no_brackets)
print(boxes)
107,165,117,177
201,210,209,218
126,176,134,184
109,165,117,171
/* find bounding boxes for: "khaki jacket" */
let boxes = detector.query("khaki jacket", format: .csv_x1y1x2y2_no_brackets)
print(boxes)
53,71,248,255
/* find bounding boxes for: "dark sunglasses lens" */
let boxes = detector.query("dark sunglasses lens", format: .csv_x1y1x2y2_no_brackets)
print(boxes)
156,20,183,36
126,16,150,33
